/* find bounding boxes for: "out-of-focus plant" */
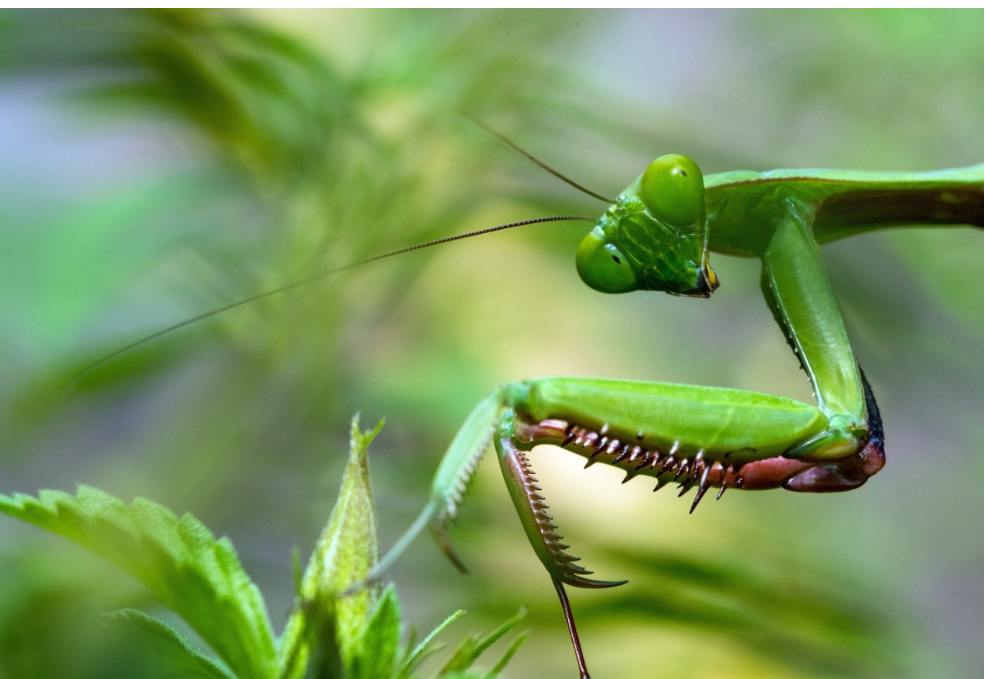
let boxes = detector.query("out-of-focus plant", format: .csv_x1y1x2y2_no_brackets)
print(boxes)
1,12,580,670
0,416,526,679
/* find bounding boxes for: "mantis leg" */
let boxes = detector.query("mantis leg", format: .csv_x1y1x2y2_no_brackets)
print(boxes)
759,211,886,484
374,374,883,677
489,372,878,678
375,365,856,574
374,212,886,678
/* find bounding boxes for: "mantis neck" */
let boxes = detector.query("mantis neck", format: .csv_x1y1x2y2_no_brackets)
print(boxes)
813,184,984,242
707,167,984,256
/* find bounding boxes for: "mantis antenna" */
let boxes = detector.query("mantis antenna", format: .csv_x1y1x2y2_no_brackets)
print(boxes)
68,215,597,391
466,115,617,204
71,122,616,390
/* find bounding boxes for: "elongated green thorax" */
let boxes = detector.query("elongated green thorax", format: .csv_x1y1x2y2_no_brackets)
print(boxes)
577,154,718,297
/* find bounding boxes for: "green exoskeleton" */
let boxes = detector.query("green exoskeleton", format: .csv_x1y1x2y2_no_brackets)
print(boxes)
80,132,984,679
372,150,984,679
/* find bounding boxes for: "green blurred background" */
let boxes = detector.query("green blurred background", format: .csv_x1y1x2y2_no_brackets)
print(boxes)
1,9,983,678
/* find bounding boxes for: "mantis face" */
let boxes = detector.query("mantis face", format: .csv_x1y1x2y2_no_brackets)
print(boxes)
577,154,719,297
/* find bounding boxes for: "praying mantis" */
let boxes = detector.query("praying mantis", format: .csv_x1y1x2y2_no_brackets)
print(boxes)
82,126,984,679
368,133,984,678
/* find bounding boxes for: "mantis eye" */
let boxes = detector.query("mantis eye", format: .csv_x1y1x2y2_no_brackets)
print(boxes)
576,229,639,294
640,154,704,227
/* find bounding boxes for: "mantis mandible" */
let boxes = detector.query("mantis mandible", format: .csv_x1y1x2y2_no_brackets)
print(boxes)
81,125,984,679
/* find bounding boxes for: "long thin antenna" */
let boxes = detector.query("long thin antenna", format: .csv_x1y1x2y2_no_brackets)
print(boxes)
69,215,595,390
466,115,617,205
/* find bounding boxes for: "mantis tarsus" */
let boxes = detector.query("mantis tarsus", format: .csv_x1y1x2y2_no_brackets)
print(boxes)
83,126,984,679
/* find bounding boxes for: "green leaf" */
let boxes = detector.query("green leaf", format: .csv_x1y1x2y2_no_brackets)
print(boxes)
278,416,385,679
352,585,402,679
397,609,465,677
0,486,276,679
481,630,530,679
107,609,236,679
439,609,527,675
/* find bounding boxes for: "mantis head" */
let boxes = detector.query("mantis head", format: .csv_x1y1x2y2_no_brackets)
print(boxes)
576,154,719,297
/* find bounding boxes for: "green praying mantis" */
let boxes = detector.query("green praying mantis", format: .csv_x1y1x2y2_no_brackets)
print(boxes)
81,125,984,679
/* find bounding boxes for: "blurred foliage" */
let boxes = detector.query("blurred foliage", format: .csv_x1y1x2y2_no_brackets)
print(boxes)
1,9,983,679
0,417,525,679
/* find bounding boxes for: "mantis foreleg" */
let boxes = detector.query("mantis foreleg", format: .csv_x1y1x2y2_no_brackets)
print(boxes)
375,371,882,676
366,148,984,678
374,186,892,679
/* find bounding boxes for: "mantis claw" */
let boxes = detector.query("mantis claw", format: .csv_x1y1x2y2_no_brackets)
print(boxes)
690,467,713,513
688,464,713,513
716,478,729,500
496,412,628,590
405,354,886,674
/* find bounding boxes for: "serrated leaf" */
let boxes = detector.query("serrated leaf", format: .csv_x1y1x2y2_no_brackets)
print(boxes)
352,584,401,679
107,609,236,679
0,486,276,679
279,416,384,679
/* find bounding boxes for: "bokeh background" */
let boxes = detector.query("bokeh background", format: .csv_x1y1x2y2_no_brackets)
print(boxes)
2,9,983,678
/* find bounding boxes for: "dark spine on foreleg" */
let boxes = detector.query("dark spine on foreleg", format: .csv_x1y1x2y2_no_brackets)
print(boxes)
858,366,886,476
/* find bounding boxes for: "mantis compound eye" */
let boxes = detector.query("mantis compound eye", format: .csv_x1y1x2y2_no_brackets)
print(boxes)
640,154,705,227
576,228,640,294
